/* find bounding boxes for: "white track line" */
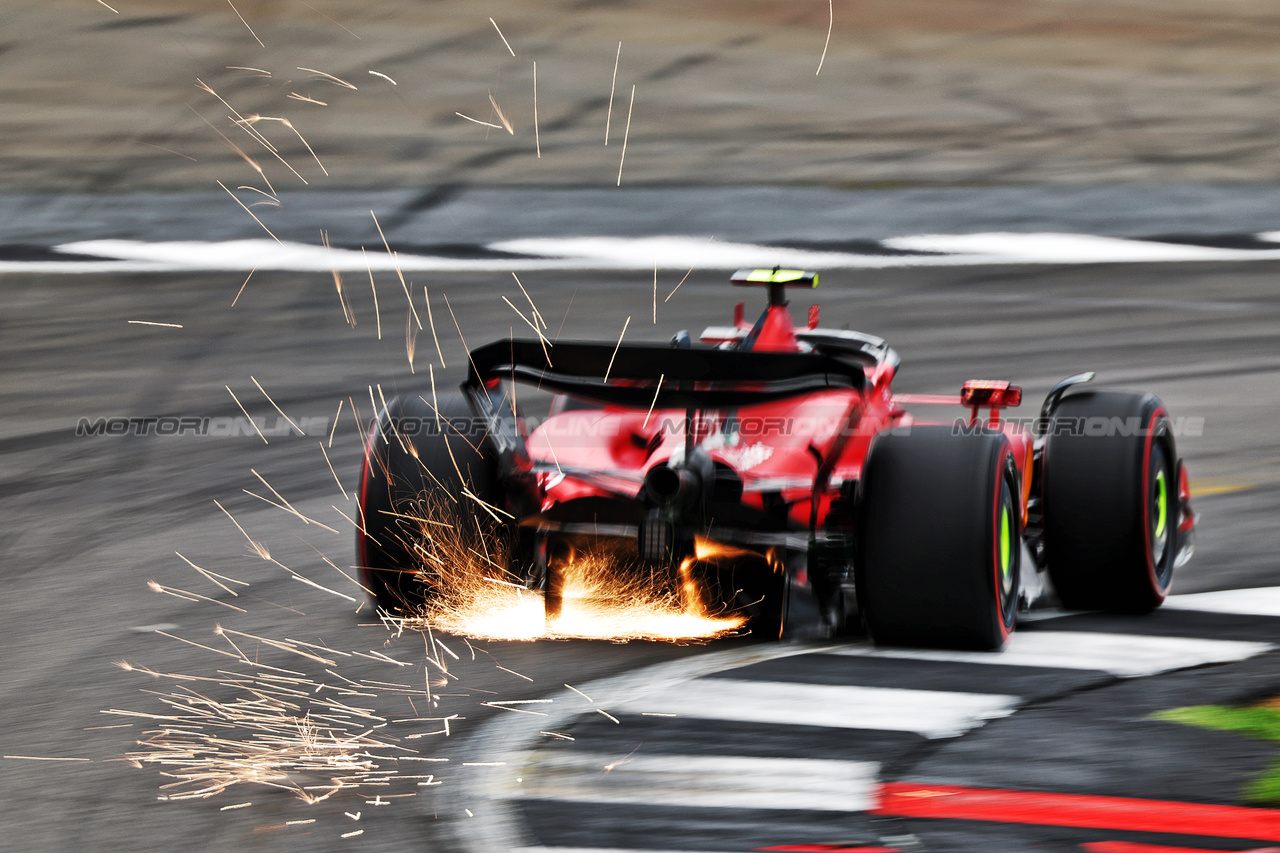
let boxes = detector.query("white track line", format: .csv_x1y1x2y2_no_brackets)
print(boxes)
829,631,1272,678
498,753,878,812
1166,587,1280,618
513,849,735,853
882,231,1280,263
13,232,1280,275
614,678,1017,739
442,643,838,851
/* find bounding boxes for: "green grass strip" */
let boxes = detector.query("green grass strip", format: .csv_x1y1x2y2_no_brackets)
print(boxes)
1153,704,1280,742
1153,703,1280,804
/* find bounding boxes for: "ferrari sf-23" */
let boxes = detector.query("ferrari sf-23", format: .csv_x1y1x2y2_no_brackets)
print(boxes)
357,269,1196,649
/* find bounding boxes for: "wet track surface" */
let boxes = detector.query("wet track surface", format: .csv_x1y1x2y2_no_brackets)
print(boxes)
3,247,1280,851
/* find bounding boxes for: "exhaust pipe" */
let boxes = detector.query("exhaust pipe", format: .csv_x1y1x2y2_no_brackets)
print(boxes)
643,465,703,509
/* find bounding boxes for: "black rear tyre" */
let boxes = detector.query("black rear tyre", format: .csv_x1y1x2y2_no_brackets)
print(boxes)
1042,391,1176,613
356,392,502,615
857,426,1019,650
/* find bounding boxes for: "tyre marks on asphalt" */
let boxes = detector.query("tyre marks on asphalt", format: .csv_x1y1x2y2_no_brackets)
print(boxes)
454,594,1280,852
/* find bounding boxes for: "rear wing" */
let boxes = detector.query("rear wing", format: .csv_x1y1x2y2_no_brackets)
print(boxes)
465,338,866,410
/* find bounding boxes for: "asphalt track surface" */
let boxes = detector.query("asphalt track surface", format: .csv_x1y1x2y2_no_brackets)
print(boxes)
4,232,1280,852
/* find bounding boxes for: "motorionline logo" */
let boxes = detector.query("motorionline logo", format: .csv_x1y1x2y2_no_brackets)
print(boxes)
382,414,900,440
952,415,1205,438
379,414,1206,442
76,416,332,437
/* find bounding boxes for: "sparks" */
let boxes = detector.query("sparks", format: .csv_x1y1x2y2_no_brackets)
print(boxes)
456,112,503,130
363,248,382,340
218,181,283,244
617,84,635,186
287,92,329,107
232,268,256,306
225,385,268,444
817,0,834,76
250,376,305,435
328,399,343,447
420,286,444,368
301,2,360,39
404,501,745,642
665,263,696,300
606,41,621,144
371,209,423,329
603,315,630,381
488,90,514,135
489,16,515,56
224,0,264,47
298,67,358,90
643,374,664,428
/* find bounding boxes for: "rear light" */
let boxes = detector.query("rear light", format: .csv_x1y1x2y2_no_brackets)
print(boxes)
961,380,1022,408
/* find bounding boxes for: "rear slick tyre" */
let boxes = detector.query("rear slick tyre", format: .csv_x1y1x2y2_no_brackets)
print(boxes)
857,426,1020,650
1041,391,1177,613
356,392,503,615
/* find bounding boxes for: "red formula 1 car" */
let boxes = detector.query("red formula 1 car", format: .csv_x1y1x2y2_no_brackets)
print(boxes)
357,269,1197,649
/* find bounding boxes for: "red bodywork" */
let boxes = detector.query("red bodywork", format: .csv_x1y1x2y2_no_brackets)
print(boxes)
521,295,1035,538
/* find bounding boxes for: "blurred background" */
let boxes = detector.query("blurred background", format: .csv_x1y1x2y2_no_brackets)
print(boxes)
7,0,1280,192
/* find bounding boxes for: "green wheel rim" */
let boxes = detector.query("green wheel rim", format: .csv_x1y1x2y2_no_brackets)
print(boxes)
1154,469,1168,540
999,501,1013,597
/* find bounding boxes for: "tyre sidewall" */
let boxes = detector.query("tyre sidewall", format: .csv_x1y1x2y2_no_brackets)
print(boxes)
1042,391,1176,612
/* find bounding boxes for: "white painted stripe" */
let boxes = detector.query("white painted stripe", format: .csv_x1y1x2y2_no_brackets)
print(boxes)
883,231,1280,264
9,232,1280,276
513,849,738,853
828,631,1272,678
446,643,837,853
612,678,1016,739
499,752,878,812
38,237,888,274
492,236,889,270
1166,586,1280,618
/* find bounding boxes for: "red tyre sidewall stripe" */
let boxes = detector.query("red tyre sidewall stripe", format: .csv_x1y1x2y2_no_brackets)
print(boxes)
1142,405,1170,600
992,441,1012,642
356,416,380,592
